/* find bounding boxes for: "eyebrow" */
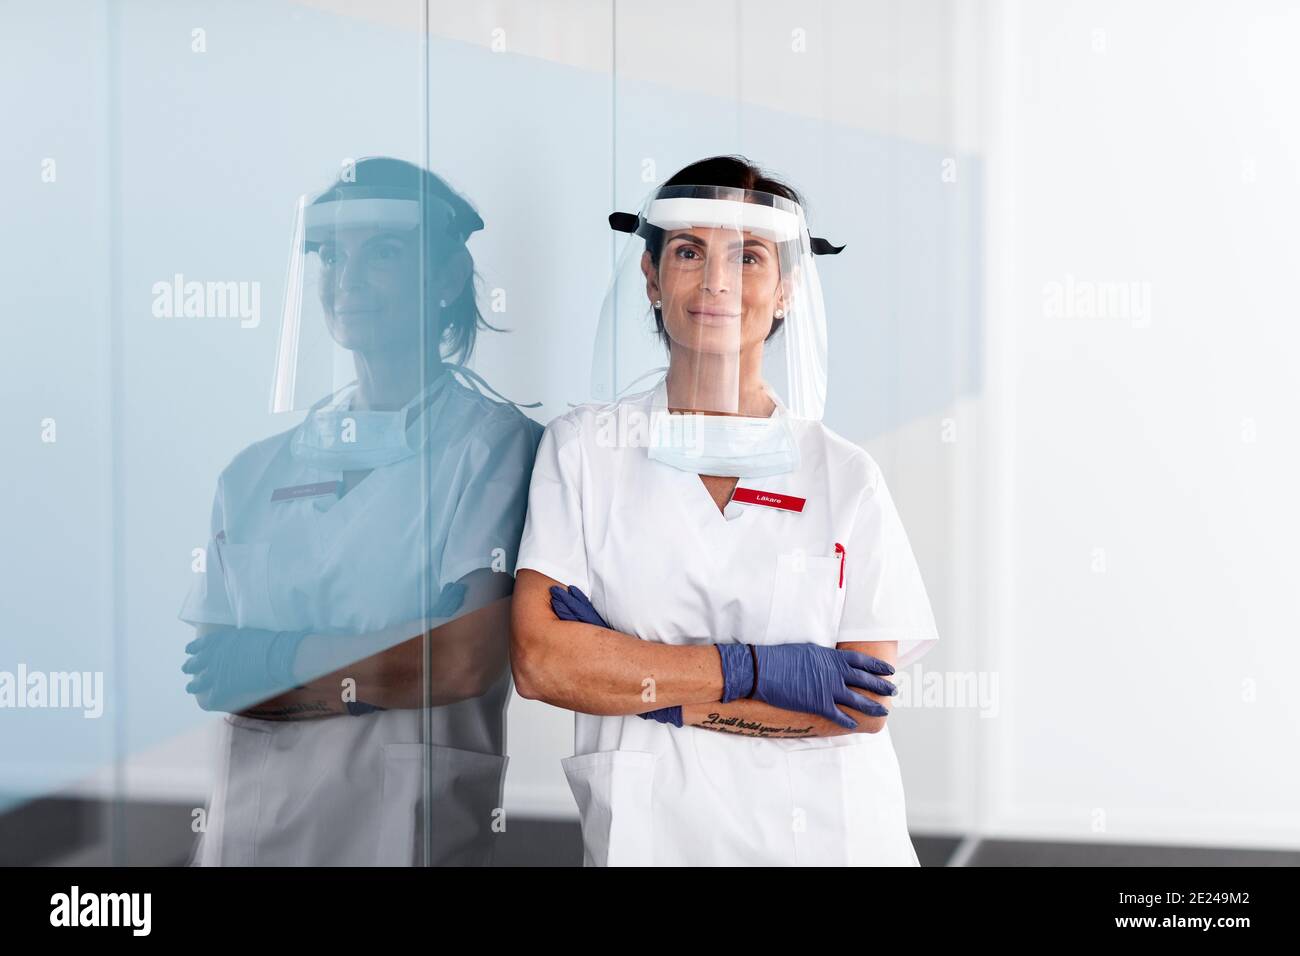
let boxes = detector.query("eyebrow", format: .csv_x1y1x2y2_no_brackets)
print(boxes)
667,233,772,252
320,231,410,253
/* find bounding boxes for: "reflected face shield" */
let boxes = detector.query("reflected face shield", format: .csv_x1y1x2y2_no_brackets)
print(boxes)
271,188,461,413
311,223,421,354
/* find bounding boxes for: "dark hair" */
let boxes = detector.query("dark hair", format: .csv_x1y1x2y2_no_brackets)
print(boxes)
644,155,803,347
313,156,497,367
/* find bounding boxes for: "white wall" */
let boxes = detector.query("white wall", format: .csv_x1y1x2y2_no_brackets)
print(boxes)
980,0,1300,847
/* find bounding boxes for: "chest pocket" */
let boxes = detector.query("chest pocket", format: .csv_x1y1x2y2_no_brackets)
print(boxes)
763,552,846,646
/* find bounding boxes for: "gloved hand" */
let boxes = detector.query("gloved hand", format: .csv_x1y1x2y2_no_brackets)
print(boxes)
549,584,683,728
431,580,467,618
182,627,307,713
549,584,608,628
716,642,896,729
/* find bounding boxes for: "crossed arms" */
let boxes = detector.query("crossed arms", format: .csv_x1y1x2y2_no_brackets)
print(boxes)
509,568,895,739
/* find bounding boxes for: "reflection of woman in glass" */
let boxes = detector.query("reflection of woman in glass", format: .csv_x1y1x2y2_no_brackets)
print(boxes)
180,158,541,865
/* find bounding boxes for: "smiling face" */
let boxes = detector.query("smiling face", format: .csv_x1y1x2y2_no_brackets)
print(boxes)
314,225,422,354
643,225,785,358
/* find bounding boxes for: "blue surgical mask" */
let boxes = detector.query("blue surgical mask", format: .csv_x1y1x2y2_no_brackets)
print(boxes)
647,410,801,478
290,378,443,470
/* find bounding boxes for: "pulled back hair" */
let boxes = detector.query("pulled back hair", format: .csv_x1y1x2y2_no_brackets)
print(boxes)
312,156,498,367
644,155,804,345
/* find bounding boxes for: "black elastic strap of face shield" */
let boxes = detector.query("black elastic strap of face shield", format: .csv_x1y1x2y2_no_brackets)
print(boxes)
609,211,640,234
608,211,844,255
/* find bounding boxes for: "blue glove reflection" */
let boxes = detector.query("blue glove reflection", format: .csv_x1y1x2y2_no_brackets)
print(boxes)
431,580,467,618
182,627,306,713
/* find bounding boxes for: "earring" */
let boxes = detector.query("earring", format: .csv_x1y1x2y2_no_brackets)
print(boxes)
774,308,785,319
653,299,662,309
439,298,447,309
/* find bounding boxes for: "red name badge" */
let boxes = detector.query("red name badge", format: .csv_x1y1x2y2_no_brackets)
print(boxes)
731,487,806,513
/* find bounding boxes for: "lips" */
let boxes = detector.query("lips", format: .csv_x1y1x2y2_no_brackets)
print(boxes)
687,308,741,325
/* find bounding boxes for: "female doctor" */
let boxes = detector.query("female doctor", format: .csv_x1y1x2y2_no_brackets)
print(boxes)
179,158,541,866
511,156,940,866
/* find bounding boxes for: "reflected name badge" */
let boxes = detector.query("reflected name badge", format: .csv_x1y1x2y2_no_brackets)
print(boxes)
271,480,342,503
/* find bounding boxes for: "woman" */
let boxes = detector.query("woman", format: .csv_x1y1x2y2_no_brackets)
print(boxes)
179,157,541,866
511,156,939,866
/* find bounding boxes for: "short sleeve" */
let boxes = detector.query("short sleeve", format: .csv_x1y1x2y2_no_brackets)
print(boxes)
178,475,237,628
837,469,940,668
439,414,544,586
515,415,590,593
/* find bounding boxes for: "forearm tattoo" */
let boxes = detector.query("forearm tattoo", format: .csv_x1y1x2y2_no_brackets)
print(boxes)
240,700,336,721
691,712,816,738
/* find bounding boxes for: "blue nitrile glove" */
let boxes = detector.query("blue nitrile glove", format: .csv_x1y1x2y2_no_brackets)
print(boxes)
715,643,897,729
431,580,467,618
549,584,683,728
549,584,609,628
182,627,307,713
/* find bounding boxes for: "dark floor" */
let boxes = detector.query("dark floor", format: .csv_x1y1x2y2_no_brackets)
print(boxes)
3,796,1296,866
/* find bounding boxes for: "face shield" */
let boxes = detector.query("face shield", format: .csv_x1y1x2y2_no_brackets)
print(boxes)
270,184,470,413
593,184,839,421
591,184,841,477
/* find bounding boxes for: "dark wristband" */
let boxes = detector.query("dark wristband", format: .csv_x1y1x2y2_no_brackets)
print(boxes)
267,630,308,689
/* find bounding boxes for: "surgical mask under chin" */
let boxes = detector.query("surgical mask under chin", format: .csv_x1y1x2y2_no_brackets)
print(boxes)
647,411,800,478
290,384,431,470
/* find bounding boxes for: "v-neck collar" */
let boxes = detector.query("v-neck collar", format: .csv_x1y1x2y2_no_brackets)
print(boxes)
698,473,749,523
658,465,749,530
294,370,454,514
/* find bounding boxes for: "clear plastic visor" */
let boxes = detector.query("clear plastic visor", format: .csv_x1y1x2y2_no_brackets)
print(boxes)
270,192,455,413
592,184,827,420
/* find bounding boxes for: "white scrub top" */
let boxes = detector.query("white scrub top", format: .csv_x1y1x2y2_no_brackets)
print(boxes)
180,375,542,866
516,383,939,866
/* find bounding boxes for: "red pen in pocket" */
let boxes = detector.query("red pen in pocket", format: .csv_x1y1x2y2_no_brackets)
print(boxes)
834,542,845,588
